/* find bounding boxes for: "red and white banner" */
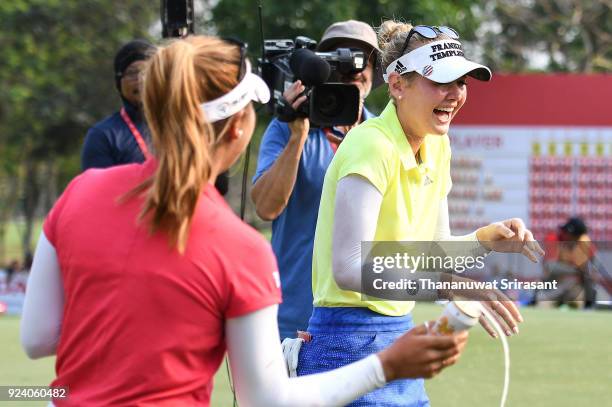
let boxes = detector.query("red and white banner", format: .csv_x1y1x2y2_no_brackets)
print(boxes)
449,74,612,241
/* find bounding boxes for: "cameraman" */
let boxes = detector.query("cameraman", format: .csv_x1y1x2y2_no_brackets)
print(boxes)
251,20,384,340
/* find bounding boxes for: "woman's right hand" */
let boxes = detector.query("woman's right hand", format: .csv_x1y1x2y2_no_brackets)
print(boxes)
377,323,468,381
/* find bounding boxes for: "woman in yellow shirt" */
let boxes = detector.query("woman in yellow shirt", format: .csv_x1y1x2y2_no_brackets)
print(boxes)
296,20,543,406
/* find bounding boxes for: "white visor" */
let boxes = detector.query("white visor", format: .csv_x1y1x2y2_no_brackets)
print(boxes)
201,60,270,123
383,39,491,84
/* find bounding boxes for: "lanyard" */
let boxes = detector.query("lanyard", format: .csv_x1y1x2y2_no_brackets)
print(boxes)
323,109,366,153
323,127,341,153
120,107,150,159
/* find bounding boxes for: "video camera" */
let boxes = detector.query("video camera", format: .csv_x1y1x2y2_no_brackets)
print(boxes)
259,36,366,127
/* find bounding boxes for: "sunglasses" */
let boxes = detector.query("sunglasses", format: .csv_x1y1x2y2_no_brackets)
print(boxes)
121,68,144,81
223,37,248,81
399,25,460,56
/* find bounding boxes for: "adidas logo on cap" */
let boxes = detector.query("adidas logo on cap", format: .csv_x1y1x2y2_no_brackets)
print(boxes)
394,61,408,74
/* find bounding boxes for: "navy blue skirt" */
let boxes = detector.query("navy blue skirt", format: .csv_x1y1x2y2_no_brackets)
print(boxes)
297,307,430,407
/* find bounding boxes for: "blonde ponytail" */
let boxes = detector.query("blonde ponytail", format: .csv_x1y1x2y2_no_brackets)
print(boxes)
130,36,241,253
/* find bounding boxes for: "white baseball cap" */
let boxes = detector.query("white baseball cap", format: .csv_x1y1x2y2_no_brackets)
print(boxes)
201,60,270,123
383,39,491,84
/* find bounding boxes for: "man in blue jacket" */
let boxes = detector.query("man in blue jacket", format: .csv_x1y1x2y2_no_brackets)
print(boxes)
81,40,155,170
251,20,383,340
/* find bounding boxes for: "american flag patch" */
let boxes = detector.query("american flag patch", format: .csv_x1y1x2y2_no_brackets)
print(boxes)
422,65,433,77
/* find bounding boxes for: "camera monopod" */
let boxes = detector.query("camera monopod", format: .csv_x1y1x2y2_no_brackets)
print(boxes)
161,0,231,197
159,2,236,401
161,0,194,39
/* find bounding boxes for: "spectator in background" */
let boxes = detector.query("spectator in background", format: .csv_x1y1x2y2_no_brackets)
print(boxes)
81,39,156,170
80,39,230,195
538,217,595,307
0,260,28,293
251,20,384,340
23,253,33,272
558,217,597,308
4,259,19,286
0,265,10,293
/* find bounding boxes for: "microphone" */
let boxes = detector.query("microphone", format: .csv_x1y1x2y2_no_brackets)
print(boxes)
289,49,331,86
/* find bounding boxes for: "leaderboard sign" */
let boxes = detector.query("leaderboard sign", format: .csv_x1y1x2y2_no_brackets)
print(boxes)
447,74,612,241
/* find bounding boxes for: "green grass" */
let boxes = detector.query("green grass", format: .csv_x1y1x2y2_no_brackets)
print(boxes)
2,304,611,406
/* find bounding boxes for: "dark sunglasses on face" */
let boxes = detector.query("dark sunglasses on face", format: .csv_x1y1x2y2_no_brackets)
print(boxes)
399,25,460,56
121,69,143,81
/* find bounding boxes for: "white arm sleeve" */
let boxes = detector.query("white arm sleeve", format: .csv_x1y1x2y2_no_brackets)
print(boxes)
332,175,383,292
434,197,488,257
226,305,386,407
20,232,64,359
433,196,452,240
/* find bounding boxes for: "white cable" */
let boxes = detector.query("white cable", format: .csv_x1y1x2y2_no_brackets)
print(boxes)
477,304,510,407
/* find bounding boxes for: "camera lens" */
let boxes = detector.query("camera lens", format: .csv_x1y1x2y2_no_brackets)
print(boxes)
318,88,345,117
310,83,359,126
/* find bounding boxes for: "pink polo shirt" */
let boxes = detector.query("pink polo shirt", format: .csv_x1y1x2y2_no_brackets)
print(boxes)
44,160,281,406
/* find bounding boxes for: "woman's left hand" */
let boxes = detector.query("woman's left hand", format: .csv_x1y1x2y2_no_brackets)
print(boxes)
476,218,545,262
438,274,523,338
478,299,523,338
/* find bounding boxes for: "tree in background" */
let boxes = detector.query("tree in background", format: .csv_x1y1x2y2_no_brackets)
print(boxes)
208,0,481,45
479,0,611,72
0,1,159,261
209,0,611,86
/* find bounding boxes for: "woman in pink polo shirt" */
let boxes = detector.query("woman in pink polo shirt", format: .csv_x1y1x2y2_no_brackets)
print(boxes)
21,35,468,406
